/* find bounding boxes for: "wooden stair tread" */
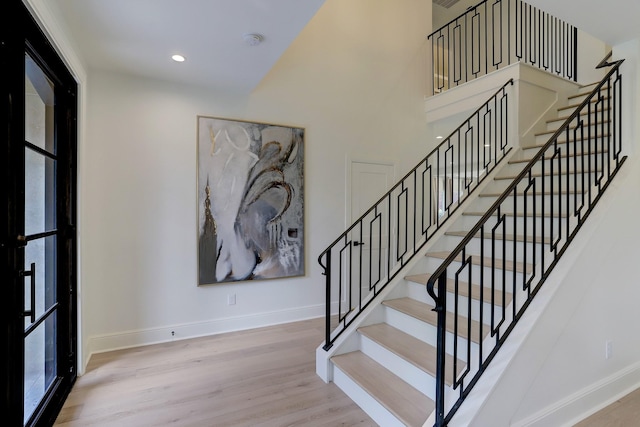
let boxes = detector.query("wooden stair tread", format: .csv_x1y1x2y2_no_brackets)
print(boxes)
444,230,552,245
405,272,512,306
480,189,579,197
383,297,489,343
426,251,533,274
495,170,603,180
521,136,610,150
462,210,568,218
578,81,606,90
548,108,608,124
568,86,609,100
332,351,433,427
520,146,611,157
557,96,610,111
358,323,462,386
509,149,609,162
535,125,610,137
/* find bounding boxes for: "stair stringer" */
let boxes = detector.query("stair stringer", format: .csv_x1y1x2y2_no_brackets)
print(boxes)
441,154,633,427
315,145,518,383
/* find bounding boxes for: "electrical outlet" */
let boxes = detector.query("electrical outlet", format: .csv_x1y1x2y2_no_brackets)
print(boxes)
605,340,613,360
228,294,236,305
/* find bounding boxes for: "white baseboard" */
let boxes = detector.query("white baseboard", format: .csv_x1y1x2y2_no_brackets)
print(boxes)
513,362,640,427
86,304,325,363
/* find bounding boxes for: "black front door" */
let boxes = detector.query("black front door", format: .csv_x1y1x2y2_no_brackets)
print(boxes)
1,1,78,425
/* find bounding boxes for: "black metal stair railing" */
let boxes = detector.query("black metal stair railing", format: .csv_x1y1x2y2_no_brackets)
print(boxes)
429,0,578,95
427,58,625,426
319,79,514,351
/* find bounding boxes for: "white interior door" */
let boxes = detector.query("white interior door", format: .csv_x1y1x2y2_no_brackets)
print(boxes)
348,161,395,306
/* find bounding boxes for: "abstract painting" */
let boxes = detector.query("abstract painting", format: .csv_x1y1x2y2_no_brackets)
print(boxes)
197,116,304,285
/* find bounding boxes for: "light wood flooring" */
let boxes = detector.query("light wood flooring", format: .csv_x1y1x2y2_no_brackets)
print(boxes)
53,315,640,427
574,386,640,427
54,318,375,427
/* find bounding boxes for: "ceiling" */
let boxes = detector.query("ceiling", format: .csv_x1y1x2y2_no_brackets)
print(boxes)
432,0,462,8
49,0,326,94
46,0,640,95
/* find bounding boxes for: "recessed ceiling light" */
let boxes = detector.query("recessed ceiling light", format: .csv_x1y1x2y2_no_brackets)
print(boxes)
171,54,186,62
436,135,443,139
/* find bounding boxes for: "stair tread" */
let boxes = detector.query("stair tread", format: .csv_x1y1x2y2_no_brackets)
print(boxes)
509,148,610,162
444,230,552,245
557,96,610,111
426,250,533,274
535,125,610,137
547,106,607,123
462,210,567,218
521,135,611,150
578,81,605,90
480,189,579,196
332,351,433,427
405,272,512,306
383,297,489,343
495,169,602,179
359,323,463,386
519,145,611,156
568,85,610,99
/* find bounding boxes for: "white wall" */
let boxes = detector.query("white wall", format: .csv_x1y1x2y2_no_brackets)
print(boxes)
79,0,432,364
509,39,640,427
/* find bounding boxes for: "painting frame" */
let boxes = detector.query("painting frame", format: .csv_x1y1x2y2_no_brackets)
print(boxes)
196,115,305,285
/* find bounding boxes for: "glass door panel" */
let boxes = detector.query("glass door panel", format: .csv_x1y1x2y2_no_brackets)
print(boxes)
24,313,57,423
23,52,59,425
24,149,56,236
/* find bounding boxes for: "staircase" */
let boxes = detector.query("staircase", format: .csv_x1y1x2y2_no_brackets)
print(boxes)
324,73,625,426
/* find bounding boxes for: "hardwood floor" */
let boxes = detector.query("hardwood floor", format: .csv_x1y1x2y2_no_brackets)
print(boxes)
573,387,640,427
54,318,375,427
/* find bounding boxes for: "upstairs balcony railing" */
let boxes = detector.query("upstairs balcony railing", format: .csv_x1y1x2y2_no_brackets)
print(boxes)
319,79,514,350
427,57,625,426
429,0,577,95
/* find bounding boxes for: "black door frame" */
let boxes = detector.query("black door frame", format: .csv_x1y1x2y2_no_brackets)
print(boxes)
1,1,78,425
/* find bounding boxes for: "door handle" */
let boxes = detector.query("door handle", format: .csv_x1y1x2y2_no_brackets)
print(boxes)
0,235,28,249
16,235,28,248
353,241,365,247
20,262,36,324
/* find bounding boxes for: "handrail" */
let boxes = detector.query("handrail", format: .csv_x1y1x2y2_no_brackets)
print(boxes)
319,79,515,351
427,58,625,426
428,0,578,95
